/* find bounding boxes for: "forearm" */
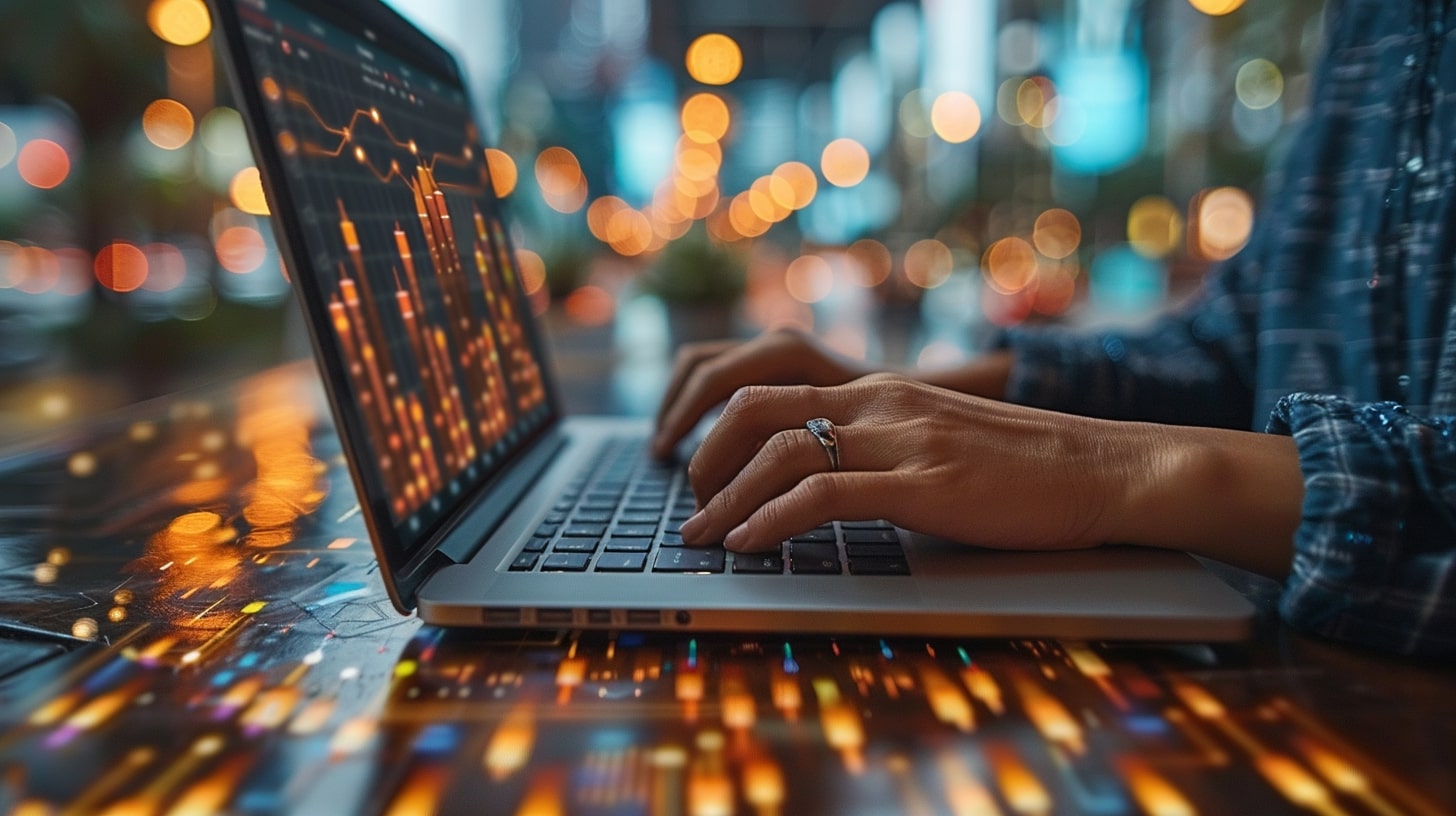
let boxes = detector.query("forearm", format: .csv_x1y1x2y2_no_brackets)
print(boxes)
1106,422,1303,577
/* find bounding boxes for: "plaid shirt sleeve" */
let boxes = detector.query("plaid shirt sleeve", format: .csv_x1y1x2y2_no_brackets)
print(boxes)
1267,394,1456,658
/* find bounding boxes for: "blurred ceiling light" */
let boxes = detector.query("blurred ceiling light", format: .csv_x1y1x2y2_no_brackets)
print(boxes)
785,255,834,303
771,161,818,210
847,239,892,287
685,33,742,86
1235,59,1283,110
148,0,213,47
898,89,934,138
1032,209,1081,260
930,91,982,143
1127,196,1183,258
215,225,267,274
0,122,18,169
17,139,71,189
587,196,629,242
484,148,517,197
94,242,149,293
820,138,870,188
982,237,1037,294
904,239,953,289
535,146,588,213
1187,0,1247,15
229,167,270,215
681,92,731,143
143,98,195,150
1193,187,1254,260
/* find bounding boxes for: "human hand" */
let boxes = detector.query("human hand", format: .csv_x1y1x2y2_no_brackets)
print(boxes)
651,327,876,459
677,374,1140,553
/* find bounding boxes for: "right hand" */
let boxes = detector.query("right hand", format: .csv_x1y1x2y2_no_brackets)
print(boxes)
651,327,876,458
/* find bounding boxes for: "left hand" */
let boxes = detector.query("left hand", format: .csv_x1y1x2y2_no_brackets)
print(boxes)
677,374,1146,553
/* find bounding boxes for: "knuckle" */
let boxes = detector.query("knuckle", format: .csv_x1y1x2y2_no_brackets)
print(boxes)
725,384,771,415
764,430,803,464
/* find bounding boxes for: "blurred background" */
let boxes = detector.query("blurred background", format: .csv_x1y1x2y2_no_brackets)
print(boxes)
0,0,1323,441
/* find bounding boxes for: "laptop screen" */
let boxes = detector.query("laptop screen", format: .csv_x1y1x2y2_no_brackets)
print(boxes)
231,0,555,557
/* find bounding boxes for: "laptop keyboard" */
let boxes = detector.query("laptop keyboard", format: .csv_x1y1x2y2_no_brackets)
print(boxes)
508,437,910,576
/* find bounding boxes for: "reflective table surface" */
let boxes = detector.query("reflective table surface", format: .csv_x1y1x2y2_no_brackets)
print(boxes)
0,361,1452,816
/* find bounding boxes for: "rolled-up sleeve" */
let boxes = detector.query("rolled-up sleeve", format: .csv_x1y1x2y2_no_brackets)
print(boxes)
1268,393,1456,658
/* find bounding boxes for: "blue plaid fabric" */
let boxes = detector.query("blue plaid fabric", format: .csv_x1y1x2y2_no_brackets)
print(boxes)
1004,0,1456,657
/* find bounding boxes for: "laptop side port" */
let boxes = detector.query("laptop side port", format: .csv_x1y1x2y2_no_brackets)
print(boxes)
536,609,575,625
586,609,613,625
625,609,661,626
483,608,521,624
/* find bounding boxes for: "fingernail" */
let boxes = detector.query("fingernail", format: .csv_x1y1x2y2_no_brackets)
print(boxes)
724,523,748,552
679,511,706,544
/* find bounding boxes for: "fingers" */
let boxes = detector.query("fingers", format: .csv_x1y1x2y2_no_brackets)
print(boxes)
686,384,847,502
681,423,892,545
722,471,892,552
652,339,802,459
650,341,737,458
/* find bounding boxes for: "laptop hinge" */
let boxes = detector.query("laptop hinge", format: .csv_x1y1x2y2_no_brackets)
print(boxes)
429,427,570,566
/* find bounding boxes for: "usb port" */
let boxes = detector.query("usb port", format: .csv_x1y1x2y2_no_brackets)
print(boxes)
587,609,613,625
625,609,661,626
536,609,575,625
483,608,520,624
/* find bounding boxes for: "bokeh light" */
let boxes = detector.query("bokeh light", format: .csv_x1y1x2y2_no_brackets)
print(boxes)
1194,187,1255,260
587,196,629,243
681,93,731,143
564,285,615,326
485,148,517,198
1235,59,1283,110
820,138,870,188
1127,196,1183,259
142,98,195,150
982,237,1037,294
785,255,834,303
515,249,547,295
147,0,212,47
1016,77,1056,129
535,146,587,213
930,91,983,144
0,122,19,169
142,243,188,292
772,161,818,210
904,239,954,289
94,242,149,293
898,89,933,138
1033,209,1081,260
17,139,71,189
229,167,270,215
1187,0,1247,16
215,225,267,273
847,239,892,287
685,33,743,86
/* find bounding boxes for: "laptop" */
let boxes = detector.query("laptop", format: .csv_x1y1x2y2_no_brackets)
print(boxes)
210,0,1255,640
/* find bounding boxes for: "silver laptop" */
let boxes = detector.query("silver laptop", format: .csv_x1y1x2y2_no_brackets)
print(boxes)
211,0,1254,640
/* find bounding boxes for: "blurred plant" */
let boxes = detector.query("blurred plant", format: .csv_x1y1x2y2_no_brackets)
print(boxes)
638,224,745,305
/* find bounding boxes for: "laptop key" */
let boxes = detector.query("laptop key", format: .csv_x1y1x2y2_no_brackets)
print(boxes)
658,532,685,547
618,512,661,525
789,528,837,543
732,553,784,574
534,523,560,538
614,524,657,538
541,553,592,571
595,552,648,572
570,509,614,524
790,542,841,574
849,557,910,576
843,529,899,545
553,538,600,553
510,552,539,571
563,523,607,538
653,548,726,573
604,537,653,552
839,519,891,530
522,537,551,553
844,543,903,559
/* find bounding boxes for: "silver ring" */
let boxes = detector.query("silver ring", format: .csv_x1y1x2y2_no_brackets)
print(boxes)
806,417,840,471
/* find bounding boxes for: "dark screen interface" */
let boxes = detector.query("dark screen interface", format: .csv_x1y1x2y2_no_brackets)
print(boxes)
239,0,550,548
